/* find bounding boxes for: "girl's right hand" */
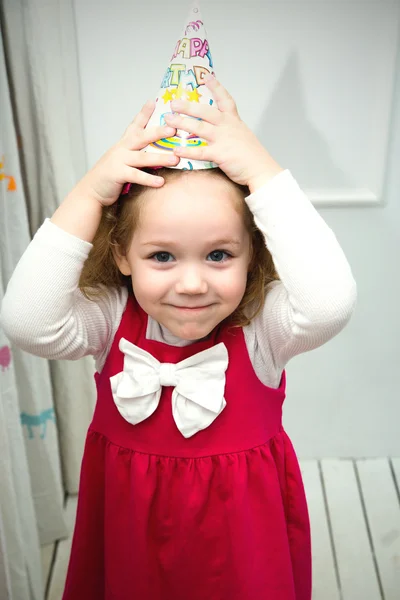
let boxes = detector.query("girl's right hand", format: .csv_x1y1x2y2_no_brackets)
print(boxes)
79,100,179,207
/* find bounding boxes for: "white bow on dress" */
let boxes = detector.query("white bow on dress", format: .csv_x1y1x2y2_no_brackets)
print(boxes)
110,338,228,438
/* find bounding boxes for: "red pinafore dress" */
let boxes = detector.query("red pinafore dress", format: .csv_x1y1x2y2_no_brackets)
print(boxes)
62,296,311,600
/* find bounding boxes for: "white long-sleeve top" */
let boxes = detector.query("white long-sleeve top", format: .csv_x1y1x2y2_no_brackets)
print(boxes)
0,169,357,388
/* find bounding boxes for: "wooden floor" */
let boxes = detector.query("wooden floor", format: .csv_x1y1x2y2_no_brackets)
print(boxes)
42,458,400,600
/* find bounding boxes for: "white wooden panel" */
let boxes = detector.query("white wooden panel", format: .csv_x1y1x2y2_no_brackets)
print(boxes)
357,459,400,600
300,460,340,600
321,459,382,600
47,496,77,600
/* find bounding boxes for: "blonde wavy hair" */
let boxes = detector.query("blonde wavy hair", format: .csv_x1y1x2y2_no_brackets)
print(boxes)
79,167,279,328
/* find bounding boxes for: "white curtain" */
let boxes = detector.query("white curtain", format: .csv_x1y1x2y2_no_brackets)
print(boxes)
0,21,64,599
1,0,96,496
0,0,96,597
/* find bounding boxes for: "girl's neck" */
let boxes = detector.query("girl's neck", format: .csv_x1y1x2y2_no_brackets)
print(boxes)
146,314,210,347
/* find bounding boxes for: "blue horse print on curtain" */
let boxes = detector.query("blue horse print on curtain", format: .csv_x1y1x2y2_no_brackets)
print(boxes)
20,407,56,439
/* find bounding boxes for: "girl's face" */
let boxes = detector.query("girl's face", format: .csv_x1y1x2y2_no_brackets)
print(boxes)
116,174,251,341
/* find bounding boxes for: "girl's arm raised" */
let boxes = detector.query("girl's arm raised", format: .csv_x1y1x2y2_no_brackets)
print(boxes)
51,100,178,241
0,103,179,361
244,169,357,385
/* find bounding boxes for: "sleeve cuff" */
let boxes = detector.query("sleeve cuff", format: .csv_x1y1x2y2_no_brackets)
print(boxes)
245,169,299,211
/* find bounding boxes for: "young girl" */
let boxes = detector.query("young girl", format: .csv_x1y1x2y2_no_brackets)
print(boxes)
1,77,356,600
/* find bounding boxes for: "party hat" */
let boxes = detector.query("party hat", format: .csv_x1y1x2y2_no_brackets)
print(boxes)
144,0,218,170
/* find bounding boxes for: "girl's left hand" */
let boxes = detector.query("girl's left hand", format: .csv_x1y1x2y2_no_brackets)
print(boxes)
164,76,284,193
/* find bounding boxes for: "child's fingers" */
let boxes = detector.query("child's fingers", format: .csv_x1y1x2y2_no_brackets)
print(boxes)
129,168,166,188
204,77,239,116
118,148,180,190
122,124,176,151
173,145,215,163
131,99,156,129
140,125,177,149
127,150,180,169
164,114,215,141
170,100,221,125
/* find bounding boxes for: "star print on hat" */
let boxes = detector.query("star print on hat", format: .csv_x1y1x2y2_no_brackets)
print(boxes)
144,0,218,170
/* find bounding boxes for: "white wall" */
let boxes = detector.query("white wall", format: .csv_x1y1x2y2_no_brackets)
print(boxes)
73,0,400,457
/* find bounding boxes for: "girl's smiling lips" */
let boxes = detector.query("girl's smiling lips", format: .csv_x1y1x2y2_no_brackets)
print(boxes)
171,304,213,311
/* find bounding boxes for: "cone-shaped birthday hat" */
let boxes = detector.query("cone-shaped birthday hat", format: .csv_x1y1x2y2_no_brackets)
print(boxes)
144,0,218,170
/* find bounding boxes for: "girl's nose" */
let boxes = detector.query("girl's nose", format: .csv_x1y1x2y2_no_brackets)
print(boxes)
175,268,208,295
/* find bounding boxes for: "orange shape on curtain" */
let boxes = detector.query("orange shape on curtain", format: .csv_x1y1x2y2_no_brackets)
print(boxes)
0,156,17,191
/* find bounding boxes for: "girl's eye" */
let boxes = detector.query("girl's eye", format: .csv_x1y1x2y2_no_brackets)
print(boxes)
207,250,231,262
151,252,174,263
150,250,231,263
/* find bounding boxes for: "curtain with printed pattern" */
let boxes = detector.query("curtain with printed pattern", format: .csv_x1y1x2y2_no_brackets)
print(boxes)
1,1,99,593
0,20,67,598
1,0,97,503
